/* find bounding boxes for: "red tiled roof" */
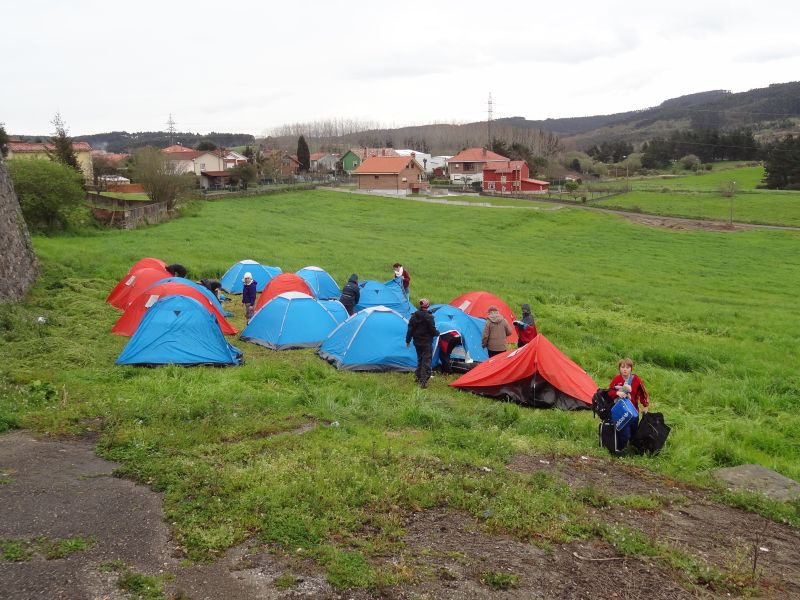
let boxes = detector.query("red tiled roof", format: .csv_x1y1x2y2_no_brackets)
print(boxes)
91,151,128,164
164,150,202,160
162,144,195,153
485,160,526,174
201,170,229,177
8,141,92,153
448,148,508,163
349,147,399,160
353,156,419,175
310,152,327,161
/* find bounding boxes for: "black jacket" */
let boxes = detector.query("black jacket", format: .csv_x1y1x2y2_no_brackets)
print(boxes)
406,309,440,346
339,276,360,307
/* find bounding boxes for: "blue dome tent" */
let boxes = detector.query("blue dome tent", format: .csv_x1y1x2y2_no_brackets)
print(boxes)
240,292,347,350
318,306,418,371
355,279,412,317
220,260,282,294
296,266,341,300
116,296,243,366
429,304,489,366
318,299,349,323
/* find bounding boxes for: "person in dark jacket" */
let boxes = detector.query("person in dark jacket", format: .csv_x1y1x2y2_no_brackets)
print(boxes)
166,263,187,278
241,272,257,322
406,298,440,388
339,273,360,315
513,303,538,348
199,278,222,300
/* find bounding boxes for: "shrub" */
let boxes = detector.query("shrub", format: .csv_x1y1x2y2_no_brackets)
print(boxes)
7,159,85,234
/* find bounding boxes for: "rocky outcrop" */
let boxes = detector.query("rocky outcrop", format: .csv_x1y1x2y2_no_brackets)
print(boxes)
0,158,38,302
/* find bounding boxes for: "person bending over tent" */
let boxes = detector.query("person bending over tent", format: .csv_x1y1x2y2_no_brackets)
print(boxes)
406,298,440,389
166,263,187,278
482,305,512,357
608,357,650,448
437,330,463,374
242,272,257,322
339,273,360,315
513,303,538,348
199,278,222,300
393,263,410,298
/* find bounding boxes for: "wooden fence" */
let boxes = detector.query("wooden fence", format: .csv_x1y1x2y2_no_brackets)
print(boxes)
86,193,171,230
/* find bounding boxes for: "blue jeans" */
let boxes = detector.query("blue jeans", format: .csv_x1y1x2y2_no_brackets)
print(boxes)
617,417,639,450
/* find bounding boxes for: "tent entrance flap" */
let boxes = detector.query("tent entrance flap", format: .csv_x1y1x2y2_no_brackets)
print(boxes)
468,373,590,411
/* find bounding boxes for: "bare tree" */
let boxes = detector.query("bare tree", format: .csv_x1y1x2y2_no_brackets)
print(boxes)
132,147,190,210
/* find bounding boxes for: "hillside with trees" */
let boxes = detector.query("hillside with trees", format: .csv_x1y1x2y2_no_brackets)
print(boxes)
71,131,255,153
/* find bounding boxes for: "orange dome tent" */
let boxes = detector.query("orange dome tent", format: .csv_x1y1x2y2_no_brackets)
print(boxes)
106,258,168,309
255,273,314,311
449,291,517,343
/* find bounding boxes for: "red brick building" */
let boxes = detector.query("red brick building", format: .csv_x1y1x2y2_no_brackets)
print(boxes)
482,161,549,193
447,148,508,184
353,156,429,194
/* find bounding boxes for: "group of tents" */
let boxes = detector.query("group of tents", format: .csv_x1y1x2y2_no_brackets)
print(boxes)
106,258,598,411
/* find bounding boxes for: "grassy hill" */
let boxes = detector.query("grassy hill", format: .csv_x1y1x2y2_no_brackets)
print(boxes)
1,190,798,590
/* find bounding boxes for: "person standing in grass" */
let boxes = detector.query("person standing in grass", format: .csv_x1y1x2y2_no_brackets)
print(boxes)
242,272,257,323
608,357,650,448
481,305,512,357
393,263,410,298
513,303,538,348
406,298,440,389
339,273,360,315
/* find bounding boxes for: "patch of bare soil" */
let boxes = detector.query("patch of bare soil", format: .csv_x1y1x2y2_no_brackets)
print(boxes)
385,509,705,599
510,454,800,599
621,214,747,231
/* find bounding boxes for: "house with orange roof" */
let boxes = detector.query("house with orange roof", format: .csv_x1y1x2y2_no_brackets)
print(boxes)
482,161,549,193
353,156,428,195
7,140,94,181
446,148,508,185
341,147,399,174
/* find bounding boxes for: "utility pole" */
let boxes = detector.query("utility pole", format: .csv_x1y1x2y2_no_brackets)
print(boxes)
166,114,176,146
487,92,493,149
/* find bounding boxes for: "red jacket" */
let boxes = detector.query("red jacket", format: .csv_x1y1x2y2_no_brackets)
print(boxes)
515,322,538,344
400,269,410,290
608,374,649,411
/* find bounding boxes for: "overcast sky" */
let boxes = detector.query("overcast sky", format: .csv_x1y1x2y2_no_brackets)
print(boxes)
2,0,799,137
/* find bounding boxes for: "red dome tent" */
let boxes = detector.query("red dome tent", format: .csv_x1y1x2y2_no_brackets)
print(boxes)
255,273,314,311
106,258,168,308
107,267,171,310
112,281,237,336
450,335,596,410
449,291,517,343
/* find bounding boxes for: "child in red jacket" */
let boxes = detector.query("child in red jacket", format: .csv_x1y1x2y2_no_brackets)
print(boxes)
608,357,649,448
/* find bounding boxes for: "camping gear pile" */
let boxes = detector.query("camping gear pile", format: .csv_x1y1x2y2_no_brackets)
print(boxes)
107,258,667,454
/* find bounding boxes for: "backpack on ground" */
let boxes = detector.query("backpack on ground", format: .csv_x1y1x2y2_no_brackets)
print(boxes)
599,419,622,455
591,388,615,421
631,412,670,454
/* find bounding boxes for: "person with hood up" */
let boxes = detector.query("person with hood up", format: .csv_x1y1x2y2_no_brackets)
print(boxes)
392,263,411,298
513,303,538,348
339,273,360,315
406,298,440,388
481,305,512,357
242,272,257,322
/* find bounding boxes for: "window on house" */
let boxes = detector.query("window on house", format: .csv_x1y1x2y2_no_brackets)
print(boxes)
463,163,474,172
488,181,495,190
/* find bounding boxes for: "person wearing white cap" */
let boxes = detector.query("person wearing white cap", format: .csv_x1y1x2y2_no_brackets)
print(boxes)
242,272,257,322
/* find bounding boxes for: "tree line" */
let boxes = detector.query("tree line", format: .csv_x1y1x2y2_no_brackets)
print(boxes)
640,128,759,168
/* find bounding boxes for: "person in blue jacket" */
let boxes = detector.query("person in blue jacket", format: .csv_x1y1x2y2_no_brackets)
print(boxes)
339,273,360,315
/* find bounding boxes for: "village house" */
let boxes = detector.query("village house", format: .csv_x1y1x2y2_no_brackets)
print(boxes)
395,149,432,173
310,152,340,172
340,147,399,174
353,155,429,195
447,148,508,185
482,161,550,193
7,140,94,182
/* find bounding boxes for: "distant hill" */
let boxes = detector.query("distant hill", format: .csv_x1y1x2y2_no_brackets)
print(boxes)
258,82,800,155
71,131,255,154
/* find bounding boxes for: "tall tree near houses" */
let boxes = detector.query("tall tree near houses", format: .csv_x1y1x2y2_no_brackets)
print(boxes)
48,113,81,173
297,135,310,172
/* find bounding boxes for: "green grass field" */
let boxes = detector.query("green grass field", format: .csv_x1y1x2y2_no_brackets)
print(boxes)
98,192,152,201
2,189,799,588
595,190,800,227
630,165,765,191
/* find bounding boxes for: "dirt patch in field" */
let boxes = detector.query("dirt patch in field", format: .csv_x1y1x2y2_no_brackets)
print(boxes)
511,453,800,599
621,214,749,231
391,509,704,599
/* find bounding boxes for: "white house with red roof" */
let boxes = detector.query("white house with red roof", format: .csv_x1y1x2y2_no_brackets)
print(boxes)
446,148,508,185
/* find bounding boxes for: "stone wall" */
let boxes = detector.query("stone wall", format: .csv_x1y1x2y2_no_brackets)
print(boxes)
0,158,38,302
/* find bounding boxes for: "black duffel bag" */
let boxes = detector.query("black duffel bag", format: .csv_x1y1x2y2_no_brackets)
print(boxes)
631,412,670,454
591,388,615,421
